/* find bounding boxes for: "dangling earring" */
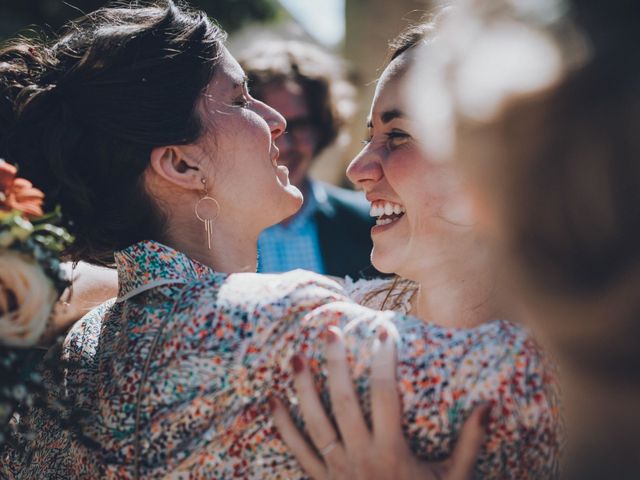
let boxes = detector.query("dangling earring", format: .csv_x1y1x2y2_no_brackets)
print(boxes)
195,177,220,250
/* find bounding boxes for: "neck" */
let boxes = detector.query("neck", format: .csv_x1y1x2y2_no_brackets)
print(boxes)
163,216,258,274
407,236,497,328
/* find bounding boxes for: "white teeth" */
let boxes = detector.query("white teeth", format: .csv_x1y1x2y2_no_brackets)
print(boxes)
376,217,394,225
371,203,384,217
369,204,383,217
369,200,406,218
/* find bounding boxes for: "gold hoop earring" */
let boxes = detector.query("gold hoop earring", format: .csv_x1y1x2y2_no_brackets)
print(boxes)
195,178,220,249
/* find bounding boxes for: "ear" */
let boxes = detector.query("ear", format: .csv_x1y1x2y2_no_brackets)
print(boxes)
149,146,202,190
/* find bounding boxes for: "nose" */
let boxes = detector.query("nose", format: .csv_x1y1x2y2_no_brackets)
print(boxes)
258,101,287,141
346,145,383,188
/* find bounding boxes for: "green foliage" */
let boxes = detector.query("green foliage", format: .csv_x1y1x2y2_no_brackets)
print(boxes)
0,0,280,39
189,0,280,31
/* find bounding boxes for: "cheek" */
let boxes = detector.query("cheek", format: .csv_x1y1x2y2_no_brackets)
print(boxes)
385,150,434,208
222,118,270,164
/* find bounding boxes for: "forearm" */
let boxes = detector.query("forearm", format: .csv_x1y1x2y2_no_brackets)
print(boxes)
44,262,118,344
248,301,560,479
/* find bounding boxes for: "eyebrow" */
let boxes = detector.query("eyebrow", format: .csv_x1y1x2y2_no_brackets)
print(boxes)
232,75,249,91
366,108,406,128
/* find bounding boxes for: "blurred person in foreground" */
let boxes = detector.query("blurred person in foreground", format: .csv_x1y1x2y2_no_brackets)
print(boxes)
239,40,377,278
423,1,640,477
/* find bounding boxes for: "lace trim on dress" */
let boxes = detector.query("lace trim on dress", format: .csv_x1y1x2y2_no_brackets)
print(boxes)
344,276,418,314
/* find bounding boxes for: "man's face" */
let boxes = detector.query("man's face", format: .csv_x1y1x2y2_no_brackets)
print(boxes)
259,80,319,189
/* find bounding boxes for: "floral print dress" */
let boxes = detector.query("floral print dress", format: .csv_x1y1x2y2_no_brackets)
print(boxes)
2,240,561,479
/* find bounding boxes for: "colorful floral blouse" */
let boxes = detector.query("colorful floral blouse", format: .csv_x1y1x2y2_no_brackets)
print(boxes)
3,240,561,479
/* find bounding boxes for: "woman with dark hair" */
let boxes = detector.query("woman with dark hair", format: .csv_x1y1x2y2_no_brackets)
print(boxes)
1,1,557,478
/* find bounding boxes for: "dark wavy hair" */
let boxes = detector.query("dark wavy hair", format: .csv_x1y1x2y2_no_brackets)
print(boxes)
0,0,226,266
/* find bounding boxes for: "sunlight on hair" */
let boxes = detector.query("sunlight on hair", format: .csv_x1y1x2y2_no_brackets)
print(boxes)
455,22,562,120
405,1,566,162
509,0,570,24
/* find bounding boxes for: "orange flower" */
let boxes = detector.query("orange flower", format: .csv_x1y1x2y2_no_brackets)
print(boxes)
0,160,45,218
0,160,17,189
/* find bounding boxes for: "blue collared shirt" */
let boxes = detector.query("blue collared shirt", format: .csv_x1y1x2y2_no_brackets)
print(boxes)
257,180,326,274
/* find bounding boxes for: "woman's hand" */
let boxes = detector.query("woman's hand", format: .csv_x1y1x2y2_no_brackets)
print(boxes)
270,326,490,480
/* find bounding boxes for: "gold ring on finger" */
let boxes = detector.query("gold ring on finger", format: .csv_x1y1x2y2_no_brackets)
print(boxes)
318,439,339,457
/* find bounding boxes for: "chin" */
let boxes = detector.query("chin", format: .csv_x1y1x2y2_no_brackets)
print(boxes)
283,184,304,211
275,185,304,221
370,248,400,275
287,183,304,203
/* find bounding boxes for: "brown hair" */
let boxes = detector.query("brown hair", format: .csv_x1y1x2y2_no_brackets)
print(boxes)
387,22,435,64
0,1,226,266
385,8,453,66
360,276,418,312
238,40,354,156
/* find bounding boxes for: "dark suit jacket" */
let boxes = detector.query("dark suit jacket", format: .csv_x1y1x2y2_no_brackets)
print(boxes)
313,182,382,279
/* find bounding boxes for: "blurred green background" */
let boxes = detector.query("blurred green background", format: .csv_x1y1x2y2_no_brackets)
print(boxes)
0,0,281,37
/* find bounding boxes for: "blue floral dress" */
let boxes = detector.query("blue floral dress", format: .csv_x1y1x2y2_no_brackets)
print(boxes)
2,240,561,479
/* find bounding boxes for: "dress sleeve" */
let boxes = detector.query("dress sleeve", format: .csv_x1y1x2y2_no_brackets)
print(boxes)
157,270,560,478
234,275,561,479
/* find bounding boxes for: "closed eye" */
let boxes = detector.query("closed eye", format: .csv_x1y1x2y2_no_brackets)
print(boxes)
232,79,251,108
233,95,250,108
386,130,411,149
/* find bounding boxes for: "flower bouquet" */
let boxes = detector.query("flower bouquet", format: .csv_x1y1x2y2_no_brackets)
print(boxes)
0,158,74,448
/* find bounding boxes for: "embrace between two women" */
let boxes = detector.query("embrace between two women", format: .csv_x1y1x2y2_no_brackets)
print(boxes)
0,1,572,478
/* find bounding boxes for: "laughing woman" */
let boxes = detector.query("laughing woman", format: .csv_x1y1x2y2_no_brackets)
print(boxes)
271,19,564,480
1,2,558,478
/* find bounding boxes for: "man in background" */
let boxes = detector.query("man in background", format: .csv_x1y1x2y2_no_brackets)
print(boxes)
240,40,377,278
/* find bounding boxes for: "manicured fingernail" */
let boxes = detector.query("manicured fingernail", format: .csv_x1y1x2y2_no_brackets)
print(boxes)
326,327,338,344
267,396,277,411
378,327,388,343
480,404,493,432
290,354,305,373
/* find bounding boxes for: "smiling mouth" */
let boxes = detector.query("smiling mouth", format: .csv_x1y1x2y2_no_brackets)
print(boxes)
370,200,406,226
